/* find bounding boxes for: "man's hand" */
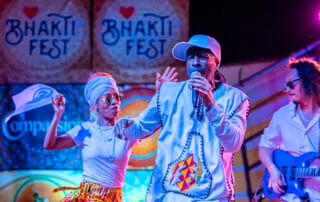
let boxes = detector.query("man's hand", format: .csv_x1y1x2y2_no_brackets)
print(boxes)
189,75,215,110
114,116,134,140
268,164,287,194
155,66,178,91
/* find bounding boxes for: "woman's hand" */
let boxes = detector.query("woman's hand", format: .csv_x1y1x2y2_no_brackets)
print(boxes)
155,66,178,91
52,94,65,118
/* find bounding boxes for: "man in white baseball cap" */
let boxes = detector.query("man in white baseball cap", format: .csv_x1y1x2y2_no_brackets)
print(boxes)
172,34,225,85
115,34,249,201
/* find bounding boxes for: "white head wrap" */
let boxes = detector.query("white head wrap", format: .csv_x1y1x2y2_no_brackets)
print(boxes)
84,73,118,107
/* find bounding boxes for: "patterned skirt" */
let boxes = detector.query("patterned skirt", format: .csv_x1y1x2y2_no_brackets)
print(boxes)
53,180,122,202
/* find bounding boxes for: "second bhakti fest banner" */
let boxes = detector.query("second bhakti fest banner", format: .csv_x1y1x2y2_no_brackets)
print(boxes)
0,0,91,84
93,0,189,83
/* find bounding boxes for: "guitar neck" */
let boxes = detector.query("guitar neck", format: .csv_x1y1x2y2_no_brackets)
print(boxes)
280,167,320,178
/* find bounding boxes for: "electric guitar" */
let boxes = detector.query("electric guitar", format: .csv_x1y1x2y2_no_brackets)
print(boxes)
263,149,320,199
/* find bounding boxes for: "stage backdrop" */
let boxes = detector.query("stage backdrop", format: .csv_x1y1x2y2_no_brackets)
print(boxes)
0,0,288,201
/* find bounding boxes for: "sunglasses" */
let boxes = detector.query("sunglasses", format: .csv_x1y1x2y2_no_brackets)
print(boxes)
101,93,123,104
284,78,300,90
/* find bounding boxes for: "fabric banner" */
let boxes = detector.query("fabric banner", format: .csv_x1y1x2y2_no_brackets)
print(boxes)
0,0,91,83
93,0,189,83
0,0,189,84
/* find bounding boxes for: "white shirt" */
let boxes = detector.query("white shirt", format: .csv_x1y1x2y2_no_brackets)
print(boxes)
67,121,137,188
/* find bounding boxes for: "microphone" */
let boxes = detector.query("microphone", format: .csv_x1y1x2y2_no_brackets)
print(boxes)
191,71,201,108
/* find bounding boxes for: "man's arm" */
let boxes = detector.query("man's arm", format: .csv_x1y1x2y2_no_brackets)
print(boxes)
259,147,286,195
207,97,249,152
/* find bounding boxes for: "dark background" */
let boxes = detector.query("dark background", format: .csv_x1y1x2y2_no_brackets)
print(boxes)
189,0,320,64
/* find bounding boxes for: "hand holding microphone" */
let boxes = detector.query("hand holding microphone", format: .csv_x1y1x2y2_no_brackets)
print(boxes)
191,71,201,108
190,71,215,110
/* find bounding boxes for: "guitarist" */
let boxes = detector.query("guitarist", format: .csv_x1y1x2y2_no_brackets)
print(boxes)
259,57,320,202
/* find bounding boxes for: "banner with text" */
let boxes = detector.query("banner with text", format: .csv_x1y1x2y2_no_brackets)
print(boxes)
0,0,189,84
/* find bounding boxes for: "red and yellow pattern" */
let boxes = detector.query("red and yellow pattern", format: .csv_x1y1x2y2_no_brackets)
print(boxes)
54,180,122,202
169,153,202,193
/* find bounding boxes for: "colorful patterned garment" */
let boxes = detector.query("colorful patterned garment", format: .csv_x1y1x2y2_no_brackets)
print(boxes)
53,180,122,202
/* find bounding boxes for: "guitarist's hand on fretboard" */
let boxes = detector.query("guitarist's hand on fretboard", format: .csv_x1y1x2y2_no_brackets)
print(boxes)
268,164,287,194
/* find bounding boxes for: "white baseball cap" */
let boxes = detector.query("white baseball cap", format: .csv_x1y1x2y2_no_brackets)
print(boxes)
172,34,221,66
